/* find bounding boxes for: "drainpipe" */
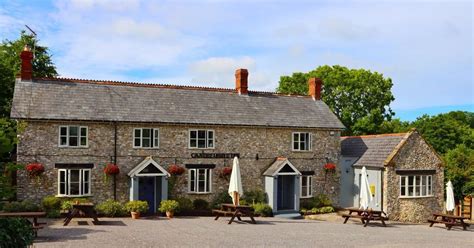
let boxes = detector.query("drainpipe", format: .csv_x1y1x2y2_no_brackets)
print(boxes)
113,122,118,200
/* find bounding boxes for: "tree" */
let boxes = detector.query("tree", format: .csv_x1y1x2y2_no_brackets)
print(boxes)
0,31,57,117
444,144,474,200
411,111,474,154
277,65,395,135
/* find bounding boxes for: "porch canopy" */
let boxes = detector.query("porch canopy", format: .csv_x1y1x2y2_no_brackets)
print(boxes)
128,156,170,177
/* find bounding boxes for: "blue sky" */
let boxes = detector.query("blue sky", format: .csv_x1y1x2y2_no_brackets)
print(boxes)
1,0,472,121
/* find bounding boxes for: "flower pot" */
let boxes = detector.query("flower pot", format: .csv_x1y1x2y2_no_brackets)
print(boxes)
131,212,140,219
166,211,174,218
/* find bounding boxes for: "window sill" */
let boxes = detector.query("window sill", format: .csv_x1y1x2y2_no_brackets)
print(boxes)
187,192,212,195
55,195,93,198
188,148,215,150
58,146,89,149
292,150,313,153
300,196,313,199
132,147,160,150
399,195,435,199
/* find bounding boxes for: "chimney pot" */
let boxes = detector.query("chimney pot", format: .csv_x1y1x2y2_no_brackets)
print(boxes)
20,45,34,81
308,77,323,100
235,68,248,95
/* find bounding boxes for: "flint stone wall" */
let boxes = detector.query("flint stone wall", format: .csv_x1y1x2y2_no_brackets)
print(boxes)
16,121,341,206
383,132,444,223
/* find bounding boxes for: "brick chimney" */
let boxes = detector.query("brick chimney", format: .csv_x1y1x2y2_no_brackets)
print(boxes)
20,45,34,81
308,77,323,100
235,68,248,95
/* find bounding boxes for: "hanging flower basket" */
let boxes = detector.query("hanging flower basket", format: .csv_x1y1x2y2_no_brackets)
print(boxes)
104,163,120,176
324,163,336,172
25,163,45,177
168,164,185,176
218,167,232,179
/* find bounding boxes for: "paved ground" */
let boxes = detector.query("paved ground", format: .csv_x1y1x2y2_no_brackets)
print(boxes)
34,216,473,247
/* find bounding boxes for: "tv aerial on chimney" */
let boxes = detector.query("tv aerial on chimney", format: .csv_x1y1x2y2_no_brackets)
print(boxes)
24,25,37,59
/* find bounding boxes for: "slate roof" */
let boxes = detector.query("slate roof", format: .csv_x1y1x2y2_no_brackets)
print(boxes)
340,133,408,168
10,78,345,129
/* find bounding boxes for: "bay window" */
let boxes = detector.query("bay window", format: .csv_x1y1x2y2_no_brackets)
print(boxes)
188,168,212,193
58,169,91,196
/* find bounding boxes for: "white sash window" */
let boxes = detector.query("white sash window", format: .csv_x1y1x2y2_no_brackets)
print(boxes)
58,169,92,196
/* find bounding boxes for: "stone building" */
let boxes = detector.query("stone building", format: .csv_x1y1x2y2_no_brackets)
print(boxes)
339,131,444,222
11,48,344,214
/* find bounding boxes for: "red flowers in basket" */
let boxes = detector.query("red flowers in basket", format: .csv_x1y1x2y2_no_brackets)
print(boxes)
220,167,232,177
104,163,120,176
168,164,185,176
25,163,45,177
324,163,336,171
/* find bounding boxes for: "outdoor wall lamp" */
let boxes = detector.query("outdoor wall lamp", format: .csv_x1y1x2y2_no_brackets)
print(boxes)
255,153,259,160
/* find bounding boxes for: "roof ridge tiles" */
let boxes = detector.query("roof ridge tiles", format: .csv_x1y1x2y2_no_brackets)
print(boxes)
341,132,408,139
33,77,310,98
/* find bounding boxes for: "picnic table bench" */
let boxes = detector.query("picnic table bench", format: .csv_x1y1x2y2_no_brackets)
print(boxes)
428,213,470,230
342,207,388,227
213,203,256,224
0,212,47,237
63,203,100,226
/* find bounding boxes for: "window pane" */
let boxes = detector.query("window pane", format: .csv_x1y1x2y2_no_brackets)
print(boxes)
190,139,197,148
428,176,432,195
83,182,89,195
80,127,87,136
190,170,195,192
142,138,151,148
69,126,78,136
421,176,427,196
80,137,87,146
207,131,213,139
142,129,151,138
408,176,414,196
300,141,306,150
70,183,80,195
60,137,67,146
208,139,214,148
135,129,141,139
197,139,206,148
60,127,67,135
198,130,206,139
400,177,406,196
59,170,66,195
302,176,307,186
69,137,78,146
83,170,90,182
190,131,196,139
293,142,299,150
294,133,299,142
134,138,141,147
154,129,159,147
70,170,80,182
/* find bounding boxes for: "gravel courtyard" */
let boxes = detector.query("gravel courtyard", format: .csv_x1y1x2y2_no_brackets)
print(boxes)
34,216,473,247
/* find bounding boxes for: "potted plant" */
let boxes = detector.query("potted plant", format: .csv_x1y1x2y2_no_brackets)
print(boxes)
168,164,185,176
158,200,180,218
25,163,45,177
104,163,120,176
125,200,148,219
218,167,232,179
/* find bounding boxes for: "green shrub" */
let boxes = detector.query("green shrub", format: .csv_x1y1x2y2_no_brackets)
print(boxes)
158,200,180,213
60,198,90,211
125,200,149,213
242,189,266,204
319,206,335,214
317,194,332,207
96,200,127,217
303,194,333,209
192,199,209,210
0,218,35,247
46,209,61,218
42,196,61,211
211,191,232,208
311,207,321,214
175,197,193,212
2,200,40,212
252,203,272,217
239,199,248,206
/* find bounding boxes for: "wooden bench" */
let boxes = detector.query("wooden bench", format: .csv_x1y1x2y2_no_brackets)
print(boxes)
213,204,256,224
342,207,387,227
0,212,47,237
428,213,470,230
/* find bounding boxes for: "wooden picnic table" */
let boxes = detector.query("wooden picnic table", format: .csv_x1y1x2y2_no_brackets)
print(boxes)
0,211,47,236
63,203,100,226
342,207,388,227
212,203,256,224
428,213,470,230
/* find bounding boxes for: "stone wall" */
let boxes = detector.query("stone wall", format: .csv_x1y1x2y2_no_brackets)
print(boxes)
16,121,341,206
383,132,444,223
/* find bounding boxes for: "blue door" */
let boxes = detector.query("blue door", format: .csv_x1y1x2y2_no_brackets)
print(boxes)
277,175,295,210
138,177,155,214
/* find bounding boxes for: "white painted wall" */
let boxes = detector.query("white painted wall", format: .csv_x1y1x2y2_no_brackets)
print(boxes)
339,157,359,208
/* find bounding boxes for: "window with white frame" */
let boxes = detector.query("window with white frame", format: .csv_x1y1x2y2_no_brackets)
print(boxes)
133,128,159,148
188,168,212,193
58,169,91,196
59,126,88,147
293,132,312,151
189,130,214,149
300,175,313,198
400,175,433,197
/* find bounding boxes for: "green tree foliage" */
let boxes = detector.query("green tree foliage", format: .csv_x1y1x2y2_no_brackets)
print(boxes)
0,31,57,117
412,111,474,154
444,144,474,199
277,65,395,135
